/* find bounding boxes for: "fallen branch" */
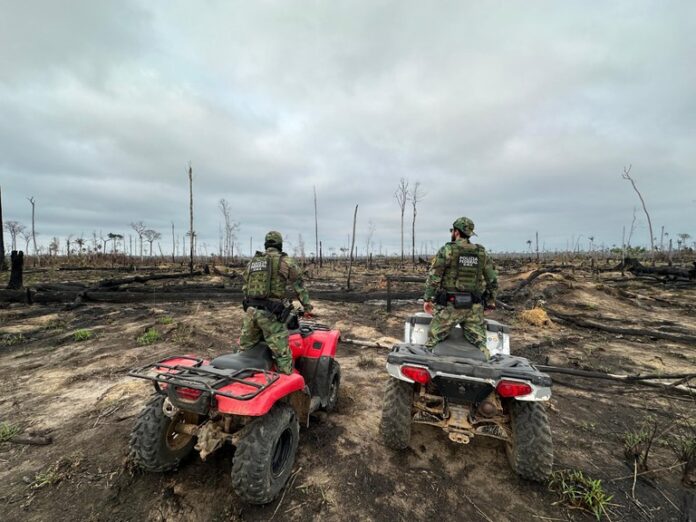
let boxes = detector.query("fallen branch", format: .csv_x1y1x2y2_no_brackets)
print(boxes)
505,267,563,295
547,308,696,344
537,365,696,397
97,271,203,288
342,338,394,349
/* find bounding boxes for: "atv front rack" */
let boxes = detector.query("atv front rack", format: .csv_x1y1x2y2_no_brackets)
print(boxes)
129,356,280,414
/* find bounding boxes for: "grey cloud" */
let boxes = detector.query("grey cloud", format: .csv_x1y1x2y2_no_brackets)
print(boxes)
0,0,695,257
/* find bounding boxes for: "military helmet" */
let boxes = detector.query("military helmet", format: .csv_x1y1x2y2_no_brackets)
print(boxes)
264,230,283,249
452,217,475,237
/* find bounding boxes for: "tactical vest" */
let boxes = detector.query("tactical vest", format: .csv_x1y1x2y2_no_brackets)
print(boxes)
245,250,286,299
442,241,485,294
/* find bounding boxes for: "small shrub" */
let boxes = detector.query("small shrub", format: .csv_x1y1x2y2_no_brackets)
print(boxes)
623,415,659,471
1,333,26,346
0,422,20,442
172,324,193,344
157,316,174,325
669,421,696,487
137,328,161,346
73,329,92,342
31,452,83,489
45,319,68,331
549,469,614,520
357,354,378,369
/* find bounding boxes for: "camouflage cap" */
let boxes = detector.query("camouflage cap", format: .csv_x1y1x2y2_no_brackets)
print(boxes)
264,230,283,247
452,217,476,237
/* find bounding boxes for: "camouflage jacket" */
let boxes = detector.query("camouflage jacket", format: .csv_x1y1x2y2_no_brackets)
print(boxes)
243,247,312,310
423,238,498,304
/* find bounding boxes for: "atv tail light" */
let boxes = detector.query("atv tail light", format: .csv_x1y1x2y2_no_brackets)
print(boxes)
496,380,533,398
401,366,431,385
176,387,202,401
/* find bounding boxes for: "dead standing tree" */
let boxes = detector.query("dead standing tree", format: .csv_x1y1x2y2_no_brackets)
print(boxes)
622,165,655,257
0,186,6,271
218,198,239,262
314,186,320,267
410,181,424,266
346,205,358,290
143,230,161,257
394,178,409,266
188,162,195,274
130,221,146,261
4,221,25,251
27,196,37,255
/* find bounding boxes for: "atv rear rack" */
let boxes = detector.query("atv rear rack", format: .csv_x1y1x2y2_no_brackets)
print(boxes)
128,356,280,413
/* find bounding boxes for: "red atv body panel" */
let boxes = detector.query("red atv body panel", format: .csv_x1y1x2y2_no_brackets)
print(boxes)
216,372,305,416
136,327,340,417
289,329,340,360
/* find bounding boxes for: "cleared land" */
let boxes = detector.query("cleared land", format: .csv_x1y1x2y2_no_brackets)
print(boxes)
0,262,695,521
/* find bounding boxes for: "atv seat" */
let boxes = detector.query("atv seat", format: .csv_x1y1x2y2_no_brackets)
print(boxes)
432,327,487,362
210,343,274,371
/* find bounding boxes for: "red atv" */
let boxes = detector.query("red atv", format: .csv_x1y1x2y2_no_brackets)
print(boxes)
128,310,340,504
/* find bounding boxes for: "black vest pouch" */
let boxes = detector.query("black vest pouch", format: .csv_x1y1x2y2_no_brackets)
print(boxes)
449,292,474,309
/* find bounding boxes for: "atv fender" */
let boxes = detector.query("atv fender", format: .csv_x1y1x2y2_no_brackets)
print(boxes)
216,372,305,416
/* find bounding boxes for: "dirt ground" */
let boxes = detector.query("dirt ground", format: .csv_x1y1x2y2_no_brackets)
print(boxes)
1,265,695,521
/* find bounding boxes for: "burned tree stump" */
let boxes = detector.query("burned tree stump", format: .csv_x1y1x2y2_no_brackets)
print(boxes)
7,251,24,290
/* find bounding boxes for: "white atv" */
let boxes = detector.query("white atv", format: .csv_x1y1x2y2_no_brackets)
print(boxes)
380,313,553,482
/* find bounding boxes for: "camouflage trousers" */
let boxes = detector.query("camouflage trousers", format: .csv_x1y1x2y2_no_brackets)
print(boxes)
239,307,293,374
426,303,490,359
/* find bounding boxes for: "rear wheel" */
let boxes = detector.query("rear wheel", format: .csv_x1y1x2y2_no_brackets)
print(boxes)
129,394,199,472
231,404,299,504
322,361,341,412
379,377,414,449
505,401,553,482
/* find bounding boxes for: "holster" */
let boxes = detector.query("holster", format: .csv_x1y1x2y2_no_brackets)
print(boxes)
243,297,290,321
436,291,481,309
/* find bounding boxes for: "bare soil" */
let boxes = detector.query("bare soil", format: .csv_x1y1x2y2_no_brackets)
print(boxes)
1,265,695,521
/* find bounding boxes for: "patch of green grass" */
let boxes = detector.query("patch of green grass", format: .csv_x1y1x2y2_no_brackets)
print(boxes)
73,329,92,342
579,421,597,432
157,315,174,325
137,328,161,346
1,333,26,346
0,422,21,442
171,324,193,344
549,469,614,520
30,452,84,489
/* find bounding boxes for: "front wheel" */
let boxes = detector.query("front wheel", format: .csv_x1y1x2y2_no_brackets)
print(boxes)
129,394,199,472
379,377,414,449
322,360,341,413
231,404,300,504
505,401,553,482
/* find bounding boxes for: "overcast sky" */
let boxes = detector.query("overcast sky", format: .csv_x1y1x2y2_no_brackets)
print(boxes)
1,0,694,256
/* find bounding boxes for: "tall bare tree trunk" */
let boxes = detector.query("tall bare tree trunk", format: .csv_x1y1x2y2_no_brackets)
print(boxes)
347,205,358,290
394,178,409,267
171,222,175,263
27,196,37,256
535,231,539,263
0,186,6,271
188,163,194,274
314,186,320,267
622,165,655,259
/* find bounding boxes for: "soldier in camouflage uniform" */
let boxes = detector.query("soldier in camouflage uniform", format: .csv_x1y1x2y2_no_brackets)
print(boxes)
423,217,498,359
239,231,313,374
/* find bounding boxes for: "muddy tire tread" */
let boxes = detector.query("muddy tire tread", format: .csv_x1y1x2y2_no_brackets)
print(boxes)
379,377,413,449
129,394,195,472
231,404,299,505
507,401,553,482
